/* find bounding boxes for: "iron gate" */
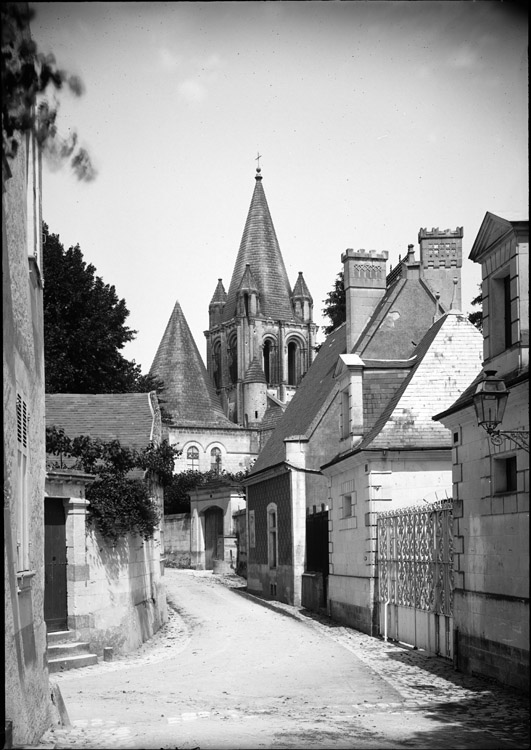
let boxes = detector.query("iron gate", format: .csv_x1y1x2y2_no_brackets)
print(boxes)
377,500,454,659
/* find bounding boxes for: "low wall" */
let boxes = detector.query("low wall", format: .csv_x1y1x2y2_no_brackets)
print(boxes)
164,513,191,568
70,525,167,657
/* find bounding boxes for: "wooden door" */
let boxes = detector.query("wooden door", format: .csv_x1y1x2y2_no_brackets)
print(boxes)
204,507,224,570
44,498,68,632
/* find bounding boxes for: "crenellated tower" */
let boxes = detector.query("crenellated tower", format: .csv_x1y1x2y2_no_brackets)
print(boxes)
418,226,463,312
205,166,318,426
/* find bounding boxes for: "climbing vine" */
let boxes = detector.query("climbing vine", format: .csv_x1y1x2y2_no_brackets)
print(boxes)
46,426,180,543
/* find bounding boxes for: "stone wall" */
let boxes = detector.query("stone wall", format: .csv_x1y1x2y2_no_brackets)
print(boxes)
164,513,191,568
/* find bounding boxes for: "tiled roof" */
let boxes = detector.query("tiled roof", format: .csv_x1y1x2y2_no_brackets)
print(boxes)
250,323,346,473
222,170,295,323
150,300,233,427
45,393,156,449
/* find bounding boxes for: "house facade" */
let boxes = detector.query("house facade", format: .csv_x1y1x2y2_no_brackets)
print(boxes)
3,30,52,748
245,226,483,615
434,212,529,691
44,392,168,658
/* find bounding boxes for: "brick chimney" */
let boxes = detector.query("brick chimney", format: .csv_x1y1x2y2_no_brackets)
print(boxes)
342,248,388,353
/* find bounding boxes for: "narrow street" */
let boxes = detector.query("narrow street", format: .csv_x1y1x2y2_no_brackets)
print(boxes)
40,569,529,750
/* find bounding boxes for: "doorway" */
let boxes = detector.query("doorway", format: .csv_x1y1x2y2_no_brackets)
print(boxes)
204,507,224,570
44,498,68,632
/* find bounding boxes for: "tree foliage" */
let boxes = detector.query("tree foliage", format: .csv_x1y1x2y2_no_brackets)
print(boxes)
322,270,345,335
164,469,249,515
1,2,95,180
468,285,483,332
46,426,180,543
43,223,162,394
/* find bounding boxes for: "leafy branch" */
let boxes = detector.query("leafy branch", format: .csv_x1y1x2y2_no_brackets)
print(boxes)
46,426,180,542
2,2,96,180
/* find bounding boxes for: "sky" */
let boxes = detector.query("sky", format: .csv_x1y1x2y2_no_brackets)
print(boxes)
30,1,528,374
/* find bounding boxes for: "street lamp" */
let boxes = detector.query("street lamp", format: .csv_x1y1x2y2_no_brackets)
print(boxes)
473,370,529,452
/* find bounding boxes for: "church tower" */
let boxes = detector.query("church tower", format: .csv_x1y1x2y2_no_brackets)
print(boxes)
205,166,318,426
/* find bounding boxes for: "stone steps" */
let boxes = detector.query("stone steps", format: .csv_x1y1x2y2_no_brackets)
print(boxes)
47,630,98,673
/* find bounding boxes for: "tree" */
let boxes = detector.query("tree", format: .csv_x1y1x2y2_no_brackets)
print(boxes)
468,285,483,332
1,2,95,180
322,270,345,335
43,223,162,393
163,469,249,515
46,426,179,543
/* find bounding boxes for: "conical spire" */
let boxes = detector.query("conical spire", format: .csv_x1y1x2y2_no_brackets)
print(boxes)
209,278,227,306
291,271,313,303
243,355,267,384
150,300,231,426
222,168,294,323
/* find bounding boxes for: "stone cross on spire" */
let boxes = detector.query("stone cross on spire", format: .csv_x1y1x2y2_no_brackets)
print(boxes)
255,151,262,170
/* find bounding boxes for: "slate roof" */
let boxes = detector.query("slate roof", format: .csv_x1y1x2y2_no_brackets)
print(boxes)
250,323,346,474
150,300,234,427
222,169,295,323
353,276,443,359
45,393,156,450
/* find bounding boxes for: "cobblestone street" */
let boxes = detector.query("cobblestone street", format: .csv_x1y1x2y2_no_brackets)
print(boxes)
37,570,529,750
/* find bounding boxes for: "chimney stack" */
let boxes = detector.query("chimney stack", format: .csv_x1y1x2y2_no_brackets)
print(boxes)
342,248,388,353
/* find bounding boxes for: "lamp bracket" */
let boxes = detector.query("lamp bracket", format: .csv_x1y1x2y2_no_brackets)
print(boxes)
481,425,530,452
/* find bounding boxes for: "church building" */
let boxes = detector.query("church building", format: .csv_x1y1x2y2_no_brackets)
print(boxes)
149,166,317,567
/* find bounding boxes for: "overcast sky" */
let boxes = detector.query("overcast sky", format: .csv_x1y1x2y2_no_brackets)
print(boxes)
30,1,528,374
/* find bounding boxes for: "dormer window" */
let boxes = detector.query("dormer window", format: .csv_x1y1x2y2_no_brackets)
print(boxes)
489,268,513,356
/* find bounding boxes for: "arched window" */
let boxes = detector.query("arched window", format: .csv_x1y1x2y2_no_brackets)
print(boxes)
213,341,222,390
187,446,199,470
210,447,222,474
267,503,278,569
228,335,238,384
287,340,300,386
263,340,271,383
263,338,278,385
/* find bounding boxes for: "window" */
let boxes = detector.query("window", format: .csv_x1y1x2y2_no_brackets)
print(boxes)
213,342,222,390
494,456,517,493
210,447,222,473
341,389,350,438
228,335,238,384
287,341,299,386
267,504,278,569
343,494,354,518
490,270,513,355
187,446,199,470
16,393,30,571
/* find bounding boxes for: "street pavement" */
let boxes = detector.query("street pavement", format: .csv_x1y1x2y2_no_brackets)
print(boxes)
34,569,529,750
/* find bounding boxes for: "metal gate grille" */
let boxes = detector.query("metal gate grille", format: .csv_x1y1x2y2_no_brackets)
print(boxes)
377,500,454,658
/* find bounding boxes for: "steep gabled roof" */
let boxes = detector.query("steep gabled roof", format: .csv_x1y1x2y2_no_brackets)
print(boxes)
354,276,444,360
356,311,483,451
150,300,233,427
250,323,346,474
222,169,294,323
45,393,157,449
